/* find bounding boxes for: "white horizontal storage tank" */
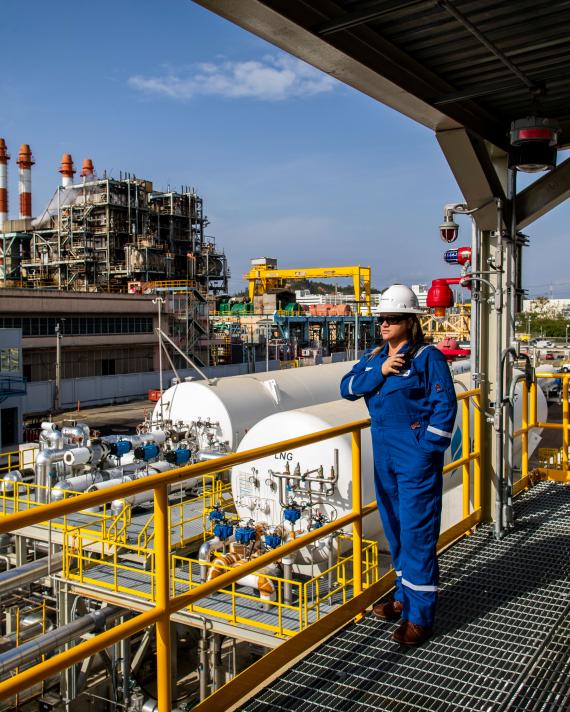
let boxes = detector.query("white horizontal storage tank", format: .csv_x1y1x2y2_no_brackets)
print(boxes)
231,371,547,567
152,360,356,450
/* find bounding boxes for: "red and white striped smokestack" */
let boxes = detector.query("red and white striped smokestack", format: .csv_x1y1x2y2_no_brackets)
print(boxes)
80,158,95,180
16,144,34,219
59,153,75,188
0,139,9,230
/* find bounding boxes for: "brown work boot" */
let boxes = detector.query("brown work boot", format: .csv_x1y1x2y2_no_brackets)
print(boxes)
372,599,403,622
392,620,433,646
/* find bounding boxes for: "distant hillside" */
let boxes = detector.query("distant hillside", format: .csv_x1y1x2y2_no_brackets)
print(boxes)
230,279,381,298
292,279,381,295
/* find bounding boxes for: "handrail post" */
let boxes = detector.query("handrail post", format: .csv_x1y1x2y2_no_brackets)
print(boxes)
563,377,569,472
474,393,482,511
521,381,529,480
351,430,362,607
154,483,171,710
530,381,537,429
462,398,470,520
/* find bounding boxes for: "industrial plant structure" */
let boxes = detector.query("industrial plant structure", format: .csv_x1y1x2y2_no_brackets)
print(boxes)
0,148,228,295
0,143,230,377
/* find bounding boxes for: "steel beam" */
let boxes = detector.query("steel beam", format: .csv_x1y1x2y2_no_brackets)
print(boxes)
437,127,508,230
515,157,570,229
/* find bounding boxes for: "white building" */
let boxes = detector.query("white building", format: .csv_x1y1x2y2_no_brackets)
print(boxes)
0,328,25,450
295,289,382,308
411,284,429,308
523,298,570,317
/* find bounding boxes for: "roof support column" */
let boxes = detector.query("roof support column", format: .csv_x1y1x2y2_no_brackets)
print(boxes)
437,128,515,530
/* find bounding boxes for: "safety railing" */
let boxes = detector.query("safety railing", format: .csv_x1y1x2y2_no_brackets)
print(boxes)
12,599,49,708
513,371,570,493
0,481,78,518
0,445,37,474
136,476,232,550
0,388,483,708
168,536,379,639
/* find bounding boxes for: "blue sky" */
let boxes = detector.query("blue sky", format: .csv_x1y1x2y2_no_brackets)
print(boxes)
1,0,568,297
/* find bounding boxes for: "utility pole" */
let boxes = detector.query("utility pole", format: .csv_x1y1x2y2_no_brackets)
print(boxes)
153,296,165,421
54,322,62,411
354,301,359,360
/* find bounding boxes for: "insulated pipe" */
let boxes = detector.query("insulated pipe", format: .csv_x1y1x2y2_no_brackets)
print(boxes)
63,446,91,466
16,144,34,219
62,426,86,446
198,537,235,583
51,472,106,501
35,448,68,503
63,443,105,468
59,153,75,188
110,462,194,515
1,471,23,494
0,138,9,231
0,621,45,654
0,605,124,676
0,554,64,595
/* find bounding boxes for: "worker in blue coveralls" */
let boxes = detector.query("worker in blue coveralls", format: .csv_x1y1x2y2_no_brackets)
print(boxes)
340,284,457,646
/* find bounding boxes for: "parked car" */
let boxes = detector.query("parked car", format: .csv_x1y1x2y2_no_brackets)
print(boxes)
544,352,555,360
561,362,570,372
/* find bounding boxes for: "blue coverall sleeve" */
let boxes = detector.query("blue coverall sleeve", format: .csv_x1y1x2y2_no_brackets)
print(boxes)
422,349,458,452
340,351,385,401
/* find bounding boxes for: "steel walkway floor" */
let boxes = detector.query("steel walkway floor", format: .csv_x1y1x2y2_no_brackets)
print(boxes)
240,482,570,712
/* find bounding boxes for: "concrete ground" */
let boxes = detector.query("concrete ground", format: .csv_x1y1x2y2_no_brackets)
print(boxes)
53,399,154,435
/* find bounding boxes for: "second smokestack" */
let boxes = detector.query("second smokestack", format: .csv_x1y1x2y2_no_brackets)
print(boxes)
16,144,34,219
59,153,75,188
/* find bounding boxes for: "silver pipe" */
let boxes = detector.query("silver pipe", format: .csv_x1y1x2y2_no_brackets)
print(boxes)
121,623,131,706
283,555,293,605
62,426,85,446
494,198,504,540
211,633,224,691
0,606,124,675
505,169,519,531
470,221,481,387
35,448,68,503
0,623,45,654
0,553,64,595
198,622,210,701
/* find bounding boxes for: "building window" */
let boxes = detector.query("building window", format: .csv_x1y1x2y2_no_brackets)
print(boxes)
0,316,153,336
0,348,19,373
101,359,116,376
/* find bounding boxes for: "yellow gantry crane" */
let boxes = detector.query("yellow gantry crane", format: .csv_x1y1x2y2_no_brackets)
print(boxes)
244,262,372,315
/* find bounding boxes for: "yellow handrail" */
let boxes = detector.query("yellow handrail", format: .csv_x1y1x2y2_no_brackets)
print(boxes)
0,388,487,708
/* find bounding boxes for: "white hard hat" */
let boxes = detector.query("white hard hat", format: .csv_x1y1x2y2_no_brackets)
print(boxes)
377,284,425,315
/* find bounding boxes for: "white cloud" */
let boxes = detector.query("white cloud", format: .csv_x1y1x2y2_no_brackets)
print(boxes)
128,55,337,102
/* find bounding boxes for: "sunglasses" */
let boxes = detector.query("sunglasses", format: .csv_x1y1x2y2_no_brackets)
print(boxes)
379,316,407,325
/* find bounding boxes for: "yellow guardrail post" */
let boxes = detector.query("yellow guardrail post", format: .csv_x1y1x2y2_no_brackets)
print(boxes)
474,393,482,511
521,381,529,479
351,430,362,617
153,483,171,711
462,397,470,520
530,380,537,429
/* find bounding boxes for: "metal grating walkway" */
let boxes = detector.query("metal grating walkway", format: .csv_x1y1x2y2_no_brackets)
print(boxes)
240,482,570,712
